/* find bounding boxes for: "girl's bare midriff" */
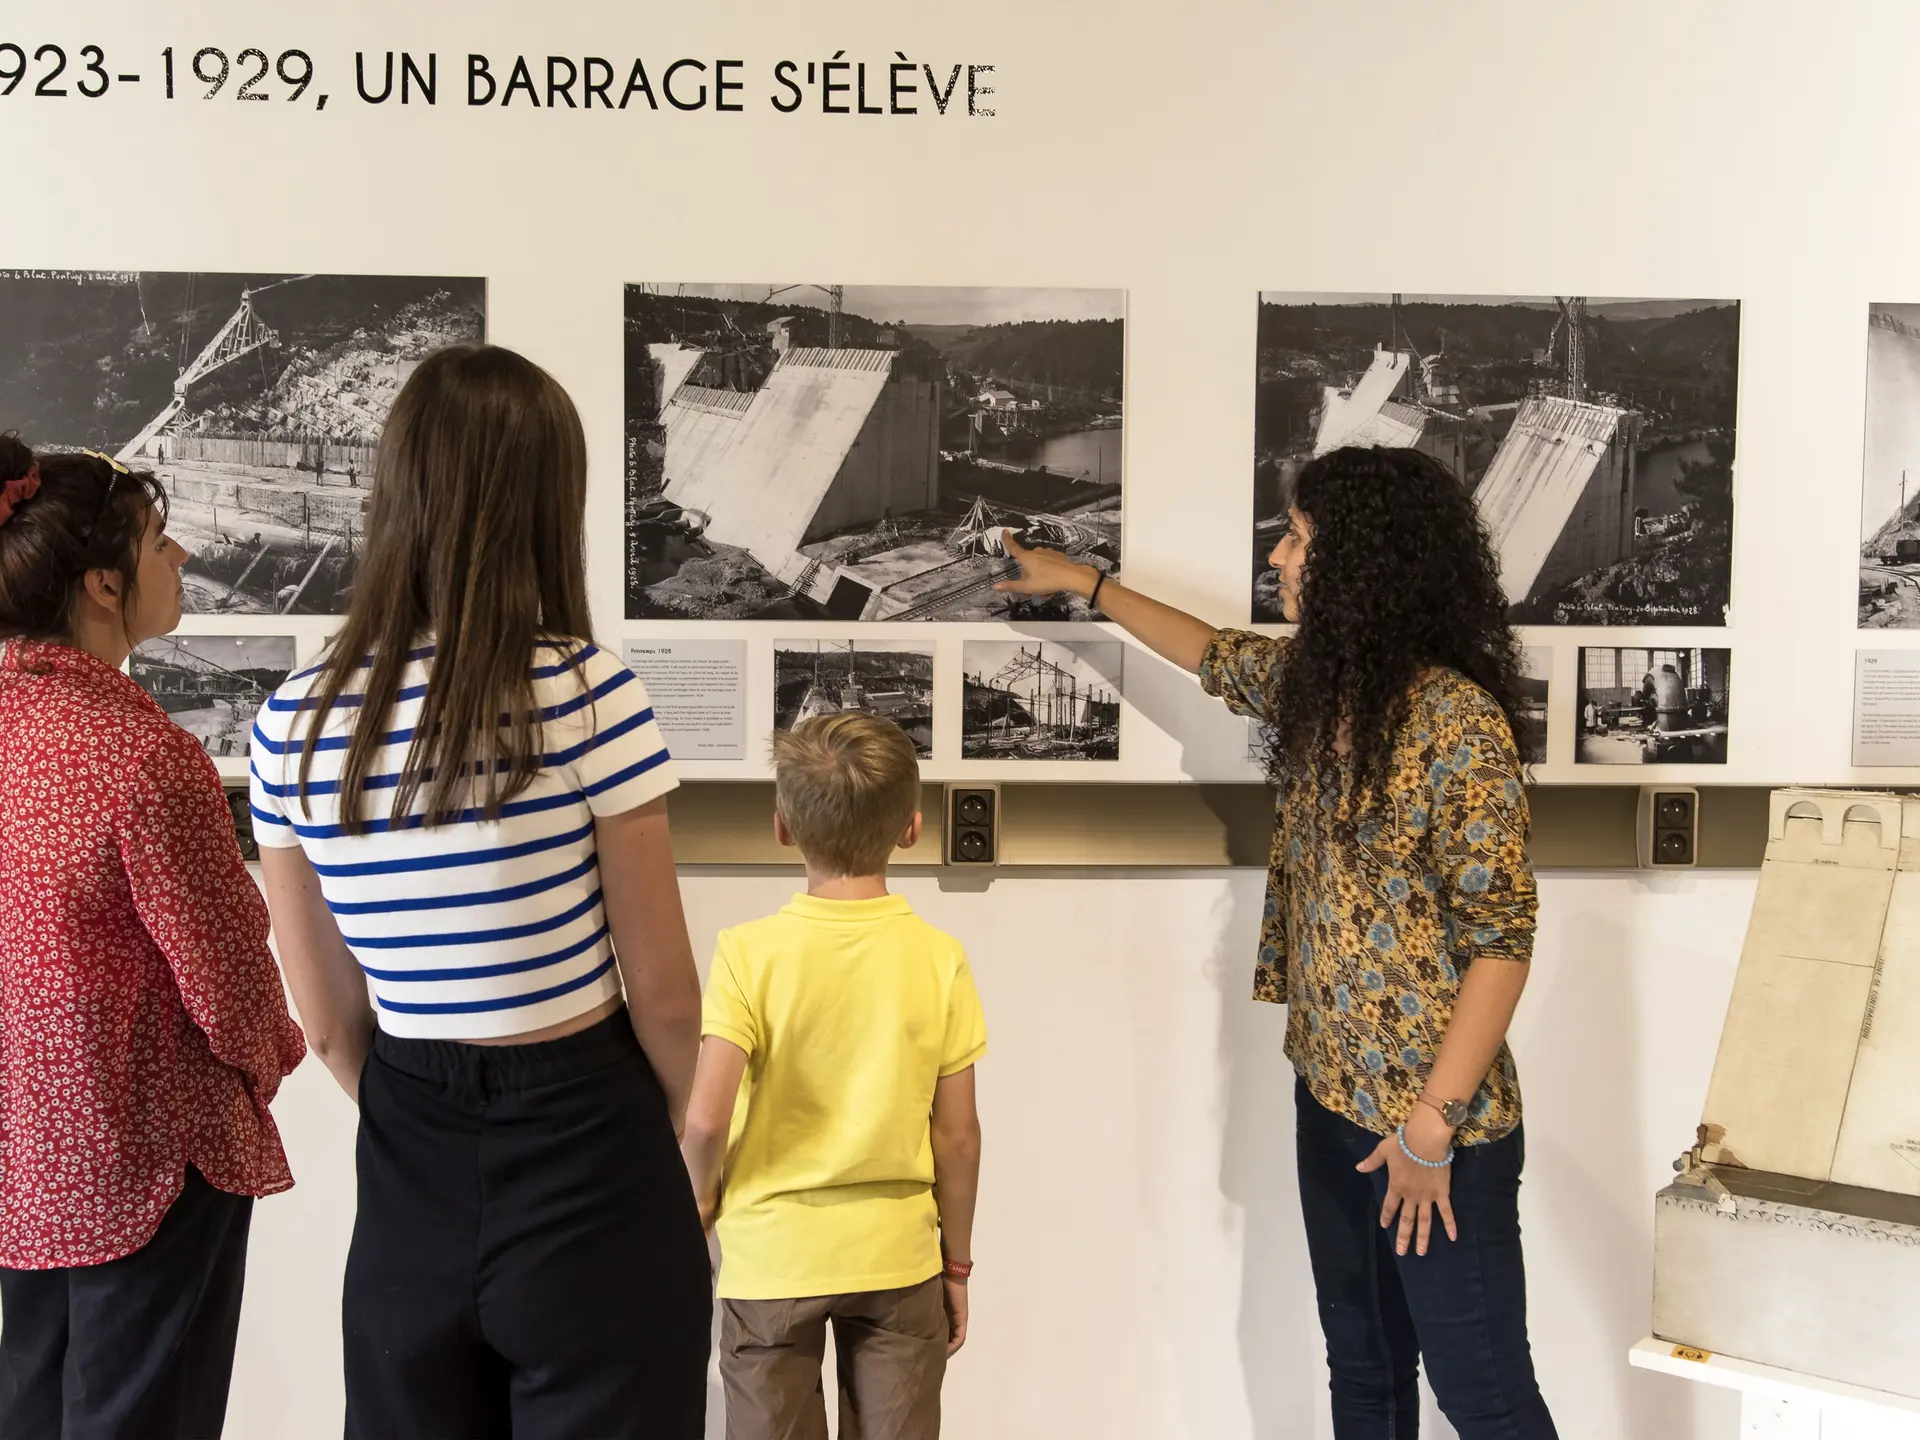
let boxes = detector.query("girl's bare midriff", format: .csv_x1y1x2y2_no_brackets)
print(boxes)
464,994,625,1047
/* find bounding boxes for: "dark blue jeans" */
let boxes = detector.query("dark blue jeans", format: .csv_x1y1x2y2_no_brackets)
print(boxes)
1295,1078,1557,1440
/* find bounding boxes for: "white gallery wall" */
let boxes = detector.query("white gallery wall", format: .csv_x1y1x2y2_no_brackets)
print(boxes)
231,871,1756,1440
10,0,1920,1436
7,0,1920,786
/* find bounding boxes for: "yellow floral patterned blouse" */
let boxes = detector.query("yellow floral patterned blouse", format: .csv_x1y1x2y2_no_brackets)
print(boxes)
1200,629,1537,1145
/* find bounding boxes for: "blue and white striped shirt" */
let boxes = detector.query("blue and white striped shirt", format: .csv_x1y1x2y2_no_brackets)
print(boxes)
249,640,677,1039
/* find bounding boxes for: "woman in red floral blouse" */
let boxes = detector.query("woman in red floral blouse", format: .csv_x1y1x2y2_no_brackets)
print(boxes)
0,433,307,1440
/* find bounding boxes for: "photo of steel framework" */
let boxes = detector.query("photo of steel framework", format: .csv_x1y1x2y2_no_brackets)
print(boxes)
128,634,295,758
1575,646,1730,764
625,283,1124,622
772,640,935,757
0,270,485,615
1253,293,1739,626
961,640,1121,761
1858,305,1920,626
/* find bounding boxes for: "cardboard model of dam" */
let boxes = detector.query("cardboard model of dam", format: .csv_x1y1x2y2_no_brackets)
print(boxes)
1652,788,1920,1399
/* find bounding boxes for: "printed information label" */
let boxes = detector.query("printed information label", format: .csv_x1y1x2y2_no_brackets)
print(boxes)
623,639,747,761
1853,651,1920,766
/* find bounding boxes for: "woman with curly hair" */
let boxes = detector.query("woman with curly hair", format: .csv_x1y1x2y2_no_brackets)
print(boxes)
998,444,1556,1439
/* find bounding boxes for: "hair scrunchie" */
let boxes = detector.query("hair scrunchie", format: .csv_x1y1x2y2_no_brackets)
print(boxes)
0,461,41,528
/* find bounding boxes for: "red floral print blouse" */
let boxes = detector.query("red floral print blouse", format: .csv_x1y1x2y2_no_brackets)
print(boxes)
0,640,306,1269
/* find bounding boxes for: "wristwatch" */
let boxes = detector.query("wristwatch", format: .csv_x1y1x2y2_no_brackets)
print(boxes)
1420,1093,1471,1128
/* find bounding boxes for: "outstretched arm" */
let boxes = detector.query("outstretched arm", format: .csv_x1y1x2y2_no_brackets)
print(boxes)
995,533,1219,675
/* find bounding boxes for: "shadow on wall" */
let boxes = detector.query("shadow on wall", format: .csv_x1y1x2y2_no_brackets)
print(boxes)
1208,883,1327,1437
1512,874,1744,1440
1121,628,1335,1433
1519,901,1656,1436
1102,626,1271,784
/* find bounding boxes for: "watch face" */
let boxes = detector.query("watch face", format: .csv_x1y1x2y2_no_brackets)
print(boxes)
1441,1099,1470,1126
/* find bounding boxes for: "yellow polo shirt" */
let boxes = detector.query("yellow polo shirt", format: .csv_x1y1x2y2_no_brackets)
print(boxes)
702,893,988,1300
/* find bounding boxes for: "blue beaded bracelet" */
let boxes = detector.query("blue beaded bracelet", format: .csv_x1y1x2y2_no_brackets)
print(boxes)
1396,1123,1453,1169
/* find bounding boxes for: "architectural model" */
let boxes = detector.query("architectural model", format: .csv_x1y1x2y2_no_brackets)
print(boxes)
1653,788,1920,1399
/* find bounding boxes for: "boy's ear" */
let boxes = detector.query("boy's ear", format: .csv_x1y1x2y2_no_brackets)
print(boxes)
773,811,796,849
900,810,923,851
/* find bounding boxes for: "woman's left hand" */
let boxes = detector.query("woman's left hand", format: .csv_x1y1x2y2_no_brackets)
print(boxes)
1356,1107,1459,1257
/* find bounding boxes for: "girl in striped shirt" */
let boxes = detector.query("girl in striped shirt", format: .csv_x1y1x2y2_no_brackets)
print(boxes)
252,345,710,1437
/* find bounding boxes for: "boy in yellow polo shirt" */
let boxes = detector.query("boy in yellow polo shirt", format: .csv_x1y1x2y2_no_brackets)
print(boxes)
680,712,987,1440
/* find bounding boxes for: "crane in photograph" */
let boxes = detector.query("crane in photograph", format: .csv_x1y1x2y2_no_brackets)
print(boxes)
1383,294,1464,408
1542,295,1588,402
116,274,316,464
761,284,846,349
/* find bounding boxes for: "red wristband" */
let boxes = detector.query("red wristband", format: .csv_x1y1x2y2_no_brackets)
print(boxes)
942,1258,973,1281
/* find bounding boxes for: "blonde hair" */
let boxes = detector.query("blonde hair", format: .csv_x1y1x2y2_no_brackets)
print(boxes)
772,713,921,877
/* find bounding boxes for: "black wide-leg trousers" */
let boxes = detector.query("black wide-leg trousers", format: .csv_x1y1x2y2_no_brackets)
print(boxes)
344,1012,712,1440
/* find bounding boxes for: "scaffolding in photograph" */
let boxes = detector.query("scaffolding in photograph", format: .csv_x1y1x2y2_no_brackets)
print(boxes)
946,495,1087,559
130,638,271,704
971,643,1118,749
948,495,1010,556
761,284,846,349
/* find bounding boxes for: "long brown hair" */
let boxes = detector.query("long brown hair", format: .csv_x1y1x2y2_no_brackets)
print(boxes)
0,433,167,642
297,345,592,833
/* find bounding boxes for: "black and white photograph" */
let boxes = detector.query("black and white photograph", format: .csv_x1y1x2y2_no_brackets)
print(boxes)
0,271,485,615
625,284,1124,622
1253,294,1739,626
773,640,935,758
1520,645,1551,765
1858,305,1920,626
128,634,295,759
1576,647,1730,765
961,640,1122,761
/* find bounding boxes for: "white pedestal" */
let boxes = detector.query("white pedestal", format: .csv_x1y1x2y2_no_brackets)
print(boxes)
1629,1338,1920,1439
1653,1170,1920,1399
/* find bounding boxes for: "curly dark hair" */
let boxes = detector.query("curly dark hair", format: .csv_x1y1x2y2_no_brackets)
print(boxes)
1265,445,1533,802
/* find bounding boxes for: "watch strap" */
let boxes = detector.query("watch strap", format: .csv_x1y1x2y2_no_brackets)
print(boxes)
1420,1093,1469,1127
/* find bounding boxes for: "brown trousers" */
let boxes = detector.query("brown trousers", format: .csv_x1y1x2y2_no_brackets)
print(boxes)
719,1277,948,1440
